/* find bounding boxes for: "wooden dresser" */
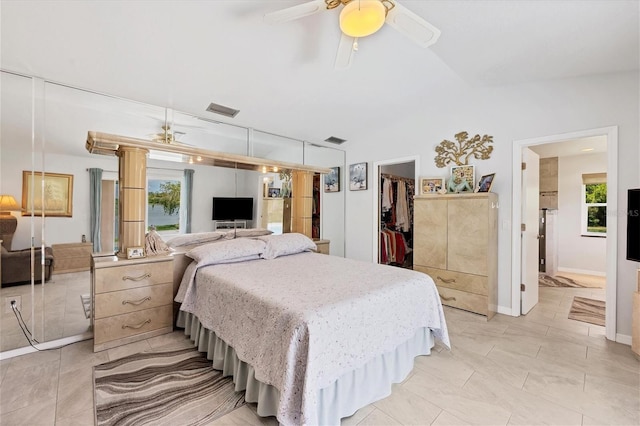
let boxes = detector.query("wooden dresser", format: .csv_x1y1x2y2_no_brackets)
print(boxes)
52,242,93,273
91,255,174,352
414,193,498,319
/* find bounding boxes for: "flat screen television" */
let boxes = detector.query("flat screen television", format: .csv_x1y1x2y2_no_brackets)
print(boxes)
627,189,640,262
212,197,253,221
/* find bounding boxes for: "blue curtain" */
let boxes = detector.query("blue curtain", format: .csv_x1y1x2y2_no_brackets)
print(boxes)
184,169,194,233
89,168,103,252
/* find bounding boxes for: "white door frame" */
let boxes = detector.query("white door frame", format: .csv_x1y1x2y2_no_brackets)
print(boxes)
371,155,420,263
511,126,618,341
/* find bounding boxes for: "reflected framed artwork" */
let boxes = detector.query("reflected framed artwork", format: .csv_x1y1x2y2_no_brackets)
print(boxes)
22,171,73,217
324,167,340,193
268,187,281,198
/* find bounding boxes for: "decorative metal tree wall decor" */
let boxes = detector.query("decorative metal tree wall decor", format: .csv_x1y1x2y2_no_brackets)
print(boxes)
434,131,494,167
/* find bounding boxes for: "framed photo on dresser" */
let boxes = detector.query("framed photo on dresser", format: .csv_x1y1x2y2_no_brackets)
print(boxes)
420,177,445,194
476,173,495,192
450,165,475,189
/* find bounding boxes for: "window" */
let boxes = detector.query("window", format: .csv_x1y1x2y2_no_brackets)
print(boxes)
581,173,606,236
148,176,182,235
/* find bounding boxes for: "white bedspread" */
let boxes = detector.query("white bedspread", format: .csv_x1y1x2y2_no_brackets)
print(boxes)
176,252,449,425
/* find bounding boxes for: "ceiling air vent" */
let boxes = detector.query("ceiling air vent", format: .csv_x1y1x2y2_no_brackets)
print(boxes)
324,136,347,145
206,102,240,118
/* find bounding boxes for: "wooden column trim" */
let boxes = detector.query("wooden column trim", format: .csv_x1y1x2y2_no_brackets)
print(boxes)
291,170,313,237
117,147,148,257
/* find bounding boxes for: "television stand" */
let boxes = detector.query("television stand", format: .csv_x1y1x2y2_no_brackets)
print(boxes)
213,220,247,230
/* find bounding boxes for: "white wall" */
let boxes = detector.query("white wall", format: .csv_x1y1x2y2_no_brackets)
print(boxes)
557,153,607,274
343,71,639,336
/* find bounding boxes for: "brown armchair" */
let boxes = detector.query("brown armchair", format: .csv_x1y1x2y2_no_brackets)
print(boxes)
1,245,54,286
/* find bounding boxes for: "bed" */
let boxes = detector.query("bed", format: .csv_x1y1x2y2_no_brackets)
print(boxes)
172,233,450,425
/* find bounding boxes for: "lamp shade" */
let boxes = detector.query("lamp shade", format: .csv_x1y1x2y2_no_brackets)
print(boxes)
339,0,386,38
0,195,19,213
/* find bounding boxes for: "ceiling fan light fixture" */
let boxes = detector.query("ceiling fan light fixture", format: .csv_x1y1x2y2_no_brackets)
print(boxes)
339,0,386,38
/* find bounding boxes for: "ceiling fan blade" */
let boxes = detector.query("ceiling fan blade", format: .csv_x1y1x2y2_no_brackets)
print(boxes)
264,0,325,24
385,1,441,48
335,33,355,70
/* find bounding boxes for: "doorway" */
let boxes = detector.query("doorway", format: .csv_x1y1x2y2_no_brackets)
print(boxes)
371,156,419,265
512,126,618,341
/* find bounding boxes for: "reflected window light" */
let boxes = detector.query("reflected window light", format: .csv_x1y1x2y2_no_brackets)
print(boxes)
149,150,183,162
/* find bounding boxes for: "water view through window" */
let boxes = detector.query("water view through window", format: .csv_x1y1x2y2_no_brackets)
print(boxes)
148,179,181,232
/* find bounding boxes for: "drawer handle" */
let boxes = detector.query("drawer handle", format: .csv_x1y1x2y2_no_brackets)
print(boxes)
439,294,457,302
122,296,151,306
122,319,151,330
122,273,151,282
437,276,456,284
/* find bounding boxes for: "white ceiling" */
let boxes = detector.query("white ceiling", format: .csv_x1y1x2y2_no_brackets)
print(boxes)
1,0,638,146
528,135,607,158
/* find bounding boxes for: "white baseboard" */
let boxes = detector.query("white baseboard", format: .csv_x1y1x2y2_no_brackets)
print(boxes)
557,267,606,277
497,305,513,316
615,333,632,346
0,332,92,361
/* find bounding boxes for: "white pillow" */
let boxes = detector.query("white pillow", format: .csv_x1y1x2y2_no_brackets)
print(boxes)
222,228,273,239
186,238,266,267
257,233,317,260
165,231,225,248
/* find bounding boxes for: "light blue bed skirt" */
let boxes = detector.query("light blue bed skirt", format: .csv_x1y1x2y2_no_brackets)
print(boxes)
177,311,435,425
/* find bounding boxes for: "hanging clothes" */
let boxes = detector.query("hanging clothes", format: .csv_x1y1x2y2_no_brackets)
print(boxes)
382,178,393,212
379,173,415,269
379,228,409,266
395,180,410,232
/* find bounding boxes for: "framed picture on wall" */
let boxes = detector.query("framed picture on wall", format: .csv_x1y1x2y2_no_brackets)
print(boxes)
349,162,368,191
420,177,445,194
21,171,73,217
324,167,340,192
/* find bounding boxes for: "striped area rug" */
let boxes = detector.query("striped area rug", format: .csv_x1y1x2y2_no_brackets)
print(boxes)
538,274,588,288
568,296,606,327
94,348,245,426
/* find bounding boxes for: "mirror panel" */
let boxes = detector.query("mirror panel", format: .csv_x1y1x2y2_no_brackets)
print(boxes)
1,72,40,351
1,73,346,354
252,130,303,164
304,143,346,256
168,110,249,156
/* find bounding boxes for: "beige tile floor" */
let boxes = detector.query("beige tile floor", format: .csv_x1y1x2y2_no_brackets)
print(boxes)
0,286,638,426
0,271,91,352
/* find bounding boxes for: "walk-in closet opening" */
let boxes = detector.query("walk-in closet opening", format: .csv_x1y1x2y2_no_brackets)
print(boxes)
378,161,416,269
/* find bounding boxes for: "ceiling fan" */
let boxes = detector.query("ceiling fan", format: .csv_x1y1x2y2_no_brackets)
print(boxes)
150,125,186,144
264,0,441,69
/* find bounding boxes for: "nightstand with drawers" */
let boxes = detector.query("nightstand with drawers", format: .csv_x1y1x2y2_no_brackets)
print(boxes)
91,254,174,352
313,239,330,255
